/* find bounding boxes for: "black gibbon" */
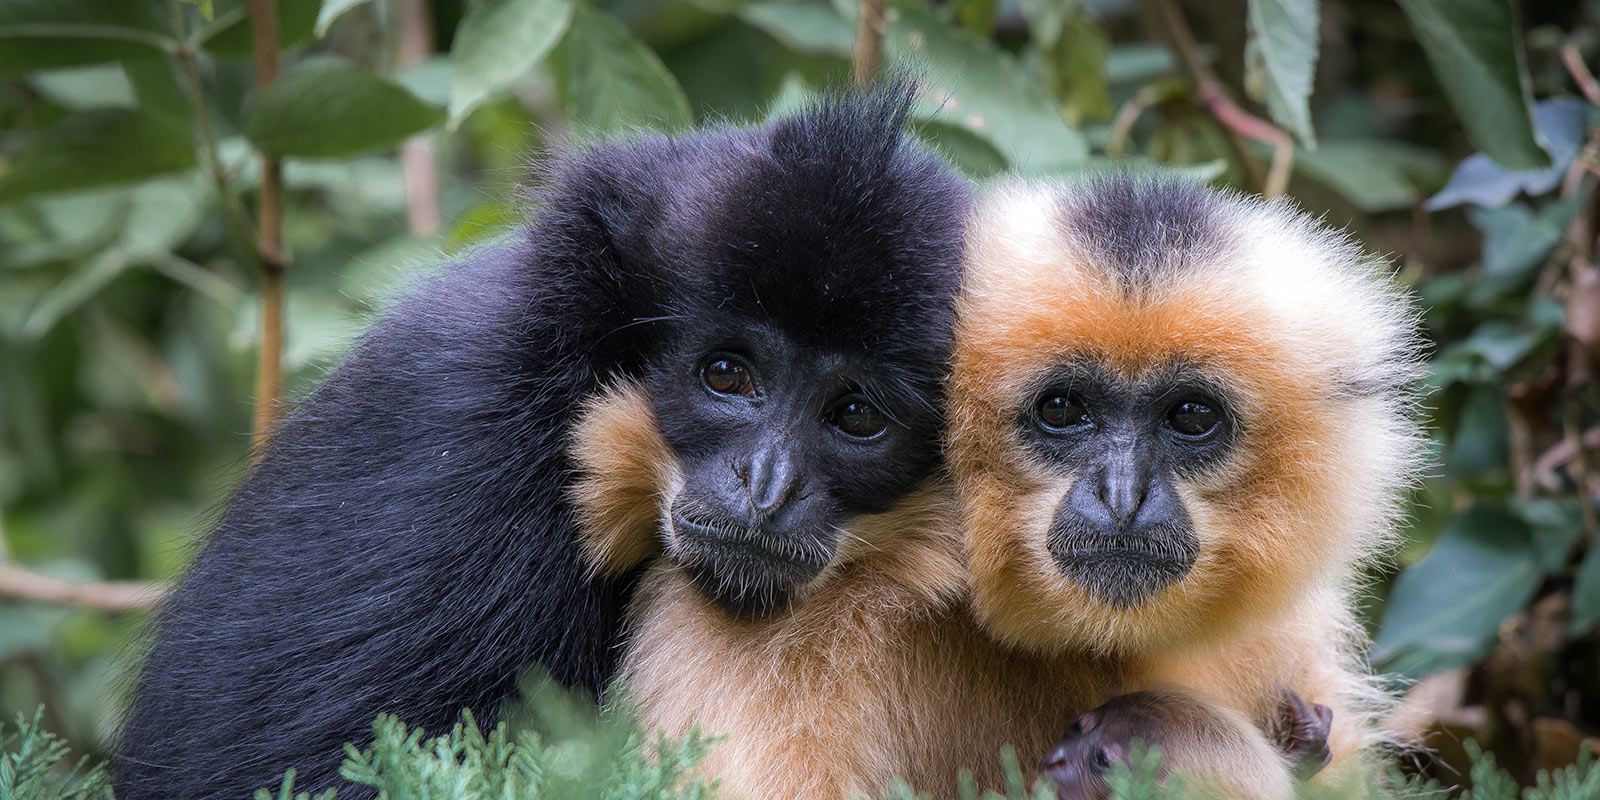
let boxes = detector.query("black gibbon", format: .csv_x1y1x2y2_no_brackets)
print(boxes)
1040,688,1334,800
576,176,1421,799
948,176,1424,788
114,87,969,800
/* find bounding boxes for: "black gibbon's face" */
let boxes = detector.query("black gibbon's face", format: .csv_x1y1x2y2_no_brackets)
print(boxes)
647,325,936,615
1021,361,1238,609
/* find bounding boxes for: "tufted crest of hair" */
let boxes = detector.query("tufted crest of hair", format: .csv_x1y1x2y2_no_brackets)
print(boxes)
948,175,1426,658
116,84,966,800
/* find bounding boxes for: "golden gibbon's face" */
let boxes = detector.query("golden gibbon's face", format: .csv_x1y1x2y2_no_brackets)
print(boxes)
948,178,1422,656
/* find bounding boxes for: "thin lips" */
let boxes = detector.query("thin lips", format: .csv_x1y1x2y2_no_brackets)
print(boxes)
669,513,827,570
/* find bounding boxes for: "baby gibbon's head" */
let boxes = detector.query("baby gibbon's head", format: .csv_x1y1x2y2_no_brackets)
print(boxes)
948,176,1423,655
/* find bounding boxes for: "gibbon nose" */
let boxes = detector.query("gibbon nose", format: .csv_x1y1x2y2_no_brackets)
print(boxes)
743,443,801,517
1095,459,1150,525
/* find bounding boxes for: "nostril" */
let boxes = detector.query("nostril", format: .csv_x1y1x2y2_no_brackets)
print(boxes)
1041,743,1070,770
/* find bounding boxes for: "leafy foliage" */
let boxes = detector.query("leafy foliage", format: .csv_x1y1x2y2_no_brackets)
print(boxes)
0,0,1599,791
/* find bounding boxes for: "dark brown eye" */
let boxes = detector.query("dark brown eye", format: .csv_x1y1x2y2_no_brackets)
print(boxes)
1037,395,1090,431
702,358,755,397
827,396,887,439
1094,748,1113,771
1168,400,1220,437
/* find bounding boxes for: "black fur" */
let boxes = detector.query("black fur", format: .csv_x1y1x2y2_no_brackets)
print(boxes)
1063,175,1233,289
115,87,968,799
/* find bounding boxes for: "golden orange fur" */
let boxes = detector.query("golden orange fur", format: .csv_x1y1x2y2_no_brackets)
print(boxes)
568,380,1304,799
947,179,1424,780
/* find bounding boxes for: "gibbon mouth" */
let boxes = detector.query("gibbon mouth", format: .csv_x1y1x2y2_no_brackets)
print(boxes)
1046,522,1199,609
667,512,832,616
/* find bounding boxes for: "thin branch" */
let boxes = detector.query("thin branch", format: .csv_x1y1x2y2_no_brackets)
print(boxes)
249,0,286,448
853,0,886,88
1152,0,1273,193
0,564,167,611
1197,84,1295,198
171,2,257,261
1106,84,1166,158
397,0,440,235
1564,43,1600,108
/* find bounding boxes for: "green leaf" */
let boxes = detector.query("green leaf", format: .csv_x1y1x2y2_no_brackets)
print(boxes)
448,0,573,125
1245,0,1318,148
201,0,321,57
914,119,1007,179
315,0,373,36
740,0,853,55
245,58,444,158
886,4,1088,175
951,0,1000,38
0,109,195,204
550,7,692,136
22,247,133,338
0,0,174,76
1396,0,1550,170
1573,546,1600,634
1427,99,1592,210
1294,139,1446,212
1374,505,1542,679
1037,11,1113,125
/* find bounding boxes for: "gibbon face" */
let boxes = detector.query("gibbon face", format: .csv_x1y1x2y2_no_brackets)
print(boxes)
949,177,1421,655
568,93,967,616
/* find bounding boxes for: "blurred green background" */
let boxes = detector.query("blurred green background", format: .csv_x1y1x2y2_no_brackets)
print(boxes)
1,0,1599,789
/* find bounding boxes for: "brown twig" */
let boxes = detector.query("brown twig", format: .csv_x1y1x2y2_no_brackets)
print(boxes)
1150,0,1294,196
0,564,167,611
1106,84,1167,157
1564,43,1600,108
249,0,286,449
1196,84,1295,198
853,0,886,88
397,0,440,236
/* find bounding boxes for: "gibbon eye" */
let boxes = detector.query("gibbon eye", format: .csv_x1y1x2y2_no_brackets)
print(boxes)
702,358,755,397
1036,395,1091,431
1168,400,1220,437
827,396,887,439
1094,748,1113,771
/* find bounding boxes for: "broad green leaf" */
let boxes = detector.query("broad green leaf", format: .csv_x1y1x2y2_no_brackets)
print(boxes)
1427,99,1592,210
315,0,373,36
0,109,195,204
245,58,444,158
1037,11,1113,125
27,64,136,109
1294,139,1446,212
22,247,132,338
1464,190,1588,304
1512,498,1584,573
1396,0,1549,170
740,0,853,55
914,119,1007,179
763,72,817,121
0,0,174,76
201,0,321,57
1373,505,1541,679
886,4,1088,174
1573,546,1600,634
1245,0,1318,149
448,0,573,125
951,0,1000,38
550,7,692,136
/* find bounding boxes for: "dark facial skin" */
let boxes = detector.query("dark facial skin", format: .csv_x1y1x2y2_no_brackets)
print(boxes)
647,325,941,616
1021,362,1237,608
1040,689,1334,800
